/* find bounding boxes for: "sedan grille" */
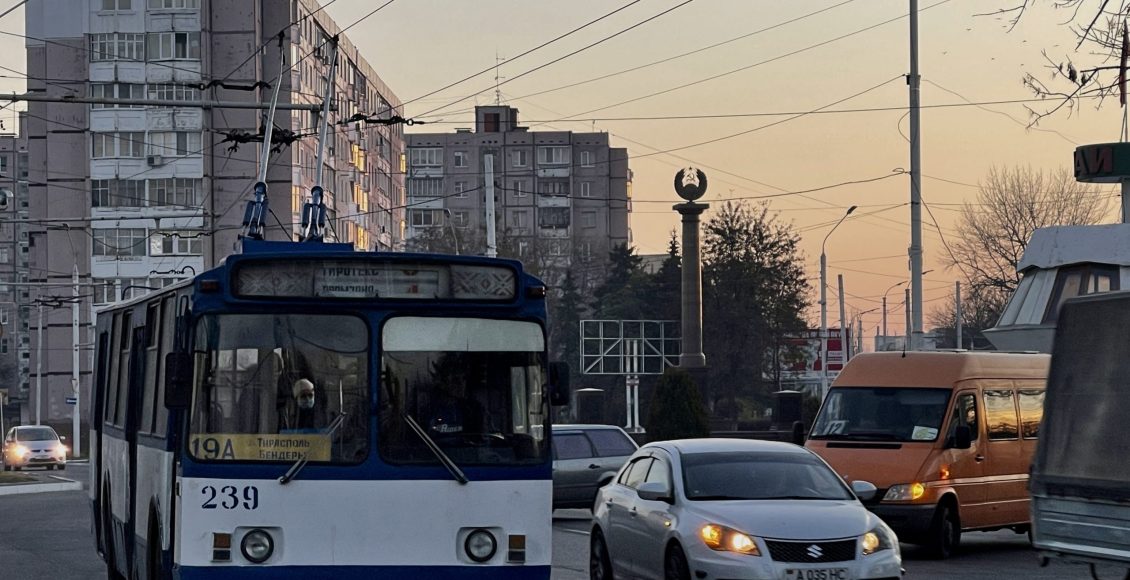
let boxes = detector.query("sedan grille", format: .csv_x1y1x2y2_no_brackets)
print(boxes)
765,539,857,563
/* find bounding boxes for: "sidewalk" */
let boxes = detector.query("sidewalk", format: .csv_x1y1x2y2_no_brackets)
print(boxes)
0,469,83,496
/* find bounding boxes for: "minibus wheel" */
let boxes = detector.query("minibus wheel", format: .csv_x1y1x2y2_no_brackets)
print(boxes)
927,502,961,559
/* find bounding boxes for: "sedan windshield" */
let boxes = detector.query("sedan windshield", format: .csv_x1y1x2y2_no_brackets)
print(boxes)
188,314,369,464
809,387,951,442
682,451,853,501
379,317,548,466
16,427,59,442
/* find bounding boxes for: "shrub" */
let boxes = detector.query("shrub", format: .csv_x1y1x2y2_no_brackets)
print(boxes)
645,368,711,441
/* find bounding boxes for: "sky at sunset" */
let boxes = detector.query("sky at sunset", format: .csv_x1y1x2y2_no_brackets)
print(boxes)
0,0,1123,340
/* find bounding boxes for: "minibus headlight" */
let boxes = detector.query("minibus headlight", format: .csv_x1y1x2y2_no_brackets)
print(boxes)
240,529,274,563
464,529,497,563
883,483,926,502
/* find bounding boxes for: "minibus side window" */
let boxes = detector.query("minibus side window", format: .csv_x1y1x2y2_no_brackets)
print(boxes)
947,393,979,442
984,390,1019,440
1018,389,1044,439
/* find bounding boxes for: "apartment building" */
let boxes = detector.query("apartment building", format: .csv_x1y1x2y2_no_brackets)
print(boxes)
405,105,631,290
22,0,404,435
0,118,29,427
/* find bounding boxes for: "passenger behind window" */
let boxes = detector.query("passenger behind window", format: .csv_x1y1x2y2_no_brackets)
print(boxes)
280,378,329,433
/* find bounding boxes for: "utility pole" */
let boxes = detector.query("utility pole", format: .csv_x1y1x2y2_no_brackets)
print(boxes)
904,288,912,349
72,265,81,458
955,281,963,350
35,302,42,426
908,0,925,350
485,154,497,258
838,274,848,364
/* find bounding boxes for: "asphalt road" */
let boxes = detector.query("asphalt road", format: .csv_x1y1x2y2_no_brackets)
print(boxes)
2,472,1125,580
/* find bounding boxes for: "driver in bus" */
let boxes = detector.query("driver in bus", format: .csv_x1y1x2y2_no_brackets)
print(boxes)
281,378,328,433
426,376,485,438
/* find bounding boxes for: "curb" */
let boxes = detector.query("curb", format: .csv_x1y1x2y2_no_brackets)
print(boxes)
0,476,84,497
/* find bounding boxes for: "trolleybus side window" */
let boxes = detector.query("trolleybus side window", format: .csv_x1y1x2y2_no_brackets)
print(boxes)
114,311,132,428
188,313,369,463
140,302,160,434
379,317,548,466
154,296,175,436
105,312,122,427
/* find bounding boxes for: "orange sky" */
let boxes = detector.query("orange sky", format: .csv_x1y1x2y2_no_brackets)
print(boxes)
1,0,1123,339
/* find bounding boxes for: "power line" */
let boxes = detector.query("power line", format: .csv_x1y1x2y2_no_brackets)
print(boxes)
518,0,955,125
415,0,698,119
401,0,645,108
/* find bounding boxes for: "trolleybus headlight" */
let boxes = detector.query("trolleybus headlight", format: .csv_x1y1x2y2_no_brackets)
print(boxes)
240,529,274,563
464,529,497,563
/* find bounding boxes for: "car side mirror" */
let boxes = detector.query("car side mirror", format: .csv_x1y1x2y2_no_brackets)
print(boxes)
548,361,570,407
950,425,972,450
850,480,878,502
791,420,806,446
636,481,673,504
164,352,193,409
59,436,67,442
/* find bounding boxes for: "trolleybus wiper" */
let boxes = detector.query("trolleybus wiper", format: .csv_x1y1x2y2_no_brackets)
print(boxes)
403,413,469,485
279,412,348,485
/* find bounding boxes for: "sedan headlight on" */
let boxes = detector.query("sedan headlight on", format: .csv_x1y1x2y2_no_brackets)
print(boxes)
12,445,28,459
55,444,68,456
700,524,761,556
882,482,925,502
860,525,897,555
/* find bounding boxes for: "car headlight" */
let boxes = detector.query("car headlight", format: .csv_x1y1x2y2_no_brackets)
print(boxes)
12,445,28,459
464,529,497,563
860,525,897,555
55,444,68,456
240,529,274,564
700,524,761,556
882,482,926,502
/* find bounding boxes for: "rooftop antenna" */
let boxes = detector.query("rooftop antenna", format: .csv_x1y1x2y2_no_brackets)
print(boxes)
494,52,505,106
300,35,340,243
241,32,287,242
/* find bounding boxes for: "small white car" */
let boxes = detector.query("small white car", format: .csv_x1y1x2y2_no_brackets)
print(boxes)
590,438,902,580
2,425,68,471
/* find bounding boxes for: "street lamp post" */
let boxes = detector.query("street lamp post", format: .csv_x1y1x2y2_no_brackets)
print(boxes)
882,281,906,341
820,205,856,398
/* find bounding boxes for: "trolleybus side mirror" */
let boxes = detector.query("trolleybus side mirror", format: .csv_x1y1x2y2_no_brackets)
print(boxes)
548,362,570,407
164,352,193,409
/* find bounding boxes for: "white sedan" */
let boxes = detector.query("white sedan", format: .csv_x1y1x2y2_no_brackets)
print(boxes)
590,438,903,580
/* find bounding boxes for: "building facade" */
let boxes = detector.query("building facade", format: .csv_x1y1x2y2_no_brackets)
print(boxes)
22,0,404,440
405,106,631,290
0,118,30,428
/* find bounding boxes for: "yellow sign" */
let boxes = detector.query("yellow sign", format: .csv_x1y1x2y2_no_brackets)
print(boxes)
190,434,331,462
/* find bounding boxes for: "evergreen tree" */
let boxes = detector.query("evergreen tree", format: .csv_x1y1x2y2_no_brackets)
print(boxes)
645,367,711,441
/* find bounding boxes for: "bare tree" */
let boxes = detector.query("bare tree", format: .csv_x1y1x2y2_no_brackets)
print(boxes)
989,1,1130,122
946,165,1110,296
928,285,1011,349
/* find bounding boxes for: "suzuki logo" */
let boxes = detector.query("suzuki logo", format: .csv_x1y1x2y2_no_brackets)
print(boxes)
807,545,823,559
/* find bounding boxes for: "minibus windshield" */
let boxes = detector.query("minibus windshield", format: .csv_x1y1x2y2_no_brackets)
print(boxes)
810,387,951,442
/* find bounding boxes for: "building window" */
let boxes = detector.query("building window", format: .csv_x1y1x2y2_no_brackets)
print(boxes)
150,231,202,256
149,178,202,206
537,146,569,165
537,180,569,197
0,248,8,264
92,132,145,159
407,178,443,198
91,179,146,208
580,182,592,198
581,211,597,228
93,280,117,304
146,32,201,60
147,83,201,103
454,181,468,197
147,132,202,157
452,211,468,228
101,0,132,10
513,181,528,197
512,210,528,229
514,150,529,167
539,207,570,228
90,33,145,62
0,308,6,324
409,209,442,227
580,151,593,167
91,83,144,109
0,154,7,176
93,228,148,257
1043,264,1120,323
579,242,594,263
148,0,198,7
453,151,468,168
1,338,7,355
408,147,442,167
547,240,569,256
